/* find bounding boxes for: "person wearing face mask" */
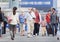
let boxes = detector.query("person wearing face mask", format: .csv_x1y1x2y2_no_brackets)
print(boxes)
8,7,19,40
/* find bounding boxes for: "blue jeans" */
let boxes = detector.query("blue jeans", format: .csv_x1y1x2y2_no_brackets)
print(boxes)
51,23,57,35
46,23,51,34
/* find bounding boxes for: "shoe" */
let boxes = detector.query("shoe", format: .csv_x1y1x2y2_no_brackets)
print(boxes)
11,38,14,40
37,33,39,36
27,35,33,38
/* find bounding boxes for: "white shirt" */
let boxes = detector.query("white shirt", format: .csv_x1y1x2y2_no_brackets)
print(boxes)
25,11,36,21
9,13,19,25
25,12,33,21
31,11,36,18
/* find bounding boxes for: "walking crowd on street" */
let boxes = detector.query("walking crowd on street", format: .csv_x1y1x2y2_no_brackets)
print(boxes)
0,7,60,40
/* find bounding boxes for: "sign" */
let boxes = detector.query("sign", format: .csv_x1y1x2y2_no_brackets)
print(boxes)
19,0,53,8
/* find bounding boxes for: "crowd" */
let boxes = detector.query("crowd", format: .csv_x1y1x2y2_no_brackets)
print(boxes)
0,7,59,40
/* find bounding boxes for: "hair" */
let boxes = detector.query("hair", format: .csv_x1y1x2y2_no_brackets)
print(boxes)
52,8,56,11
13,7,17,10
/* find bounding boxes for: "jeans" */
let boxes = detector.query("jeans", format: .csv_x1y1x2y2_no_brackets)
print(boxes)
46,23,51,34
51,23,57,35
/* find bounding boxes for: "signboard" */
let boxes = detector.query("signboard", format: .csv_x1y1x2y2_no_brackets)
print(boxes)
19,0,53,8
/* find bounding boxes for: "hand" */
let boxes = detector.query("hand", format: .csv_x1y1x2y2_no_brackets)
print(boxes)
8,19,12,23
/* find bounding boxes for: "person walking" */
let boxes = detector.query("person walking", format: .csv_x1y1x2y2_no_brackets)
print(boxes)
33,8,40,36
25,8,35,38
46,10,51,36
19,11,25,36
8,7,19,40
0,7,4,37
50,8,58,36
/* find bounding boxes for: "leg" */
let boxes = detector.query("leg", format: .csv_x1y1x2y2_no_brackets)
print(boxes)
9,25,14,40
33,23,36,35
3,21,7,34
20,24,23,36
51,24,55,36
27,21,31,37
46,23,50,36
55,24,58,36
36,24,40,36
13,25,16,38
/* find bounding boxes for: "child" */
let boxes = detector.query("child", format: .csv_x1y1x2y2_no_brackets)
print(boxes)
19,11,25,36
41,16,46,36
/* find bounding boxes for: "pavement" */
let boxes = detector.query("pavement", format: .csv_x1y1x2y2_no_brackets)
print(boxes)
0,31,60,42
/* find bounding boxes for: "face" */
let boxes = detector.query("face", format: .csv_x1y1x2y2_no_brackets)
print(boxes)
13,10,16,15
21,12,24,15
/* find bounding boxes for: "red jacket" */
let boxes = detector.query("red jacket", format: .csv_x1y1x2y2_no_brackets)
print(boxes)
46,13,50,23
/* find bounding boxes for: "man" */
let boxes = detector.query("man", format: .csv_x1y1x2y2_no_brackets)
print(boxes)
50,8,58,36
8,7,19,40
25,8,35,38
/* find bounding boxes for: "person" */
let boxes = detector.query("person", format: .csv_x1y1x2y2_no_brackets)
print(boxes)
33,8,40,36
50,8,58,36
8,7,19,40
19,11,25,36
25,8,36,38
46,10,51,36
41,16,46,36
3,16,7,34
0,7,4,37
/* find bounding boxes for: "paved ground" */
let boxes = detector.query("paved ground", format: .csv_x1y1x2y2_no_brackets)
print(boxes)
0,31,60,42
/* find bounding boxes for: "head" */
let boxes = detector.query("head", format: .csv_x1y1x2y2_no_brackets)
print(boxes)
21,11,24,15
51,8,56,14
33,8,38,13
13,7,17,15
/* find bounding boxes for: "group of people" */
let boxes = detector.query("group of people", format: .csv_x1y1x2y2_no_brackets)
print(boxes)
0,7,59,40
